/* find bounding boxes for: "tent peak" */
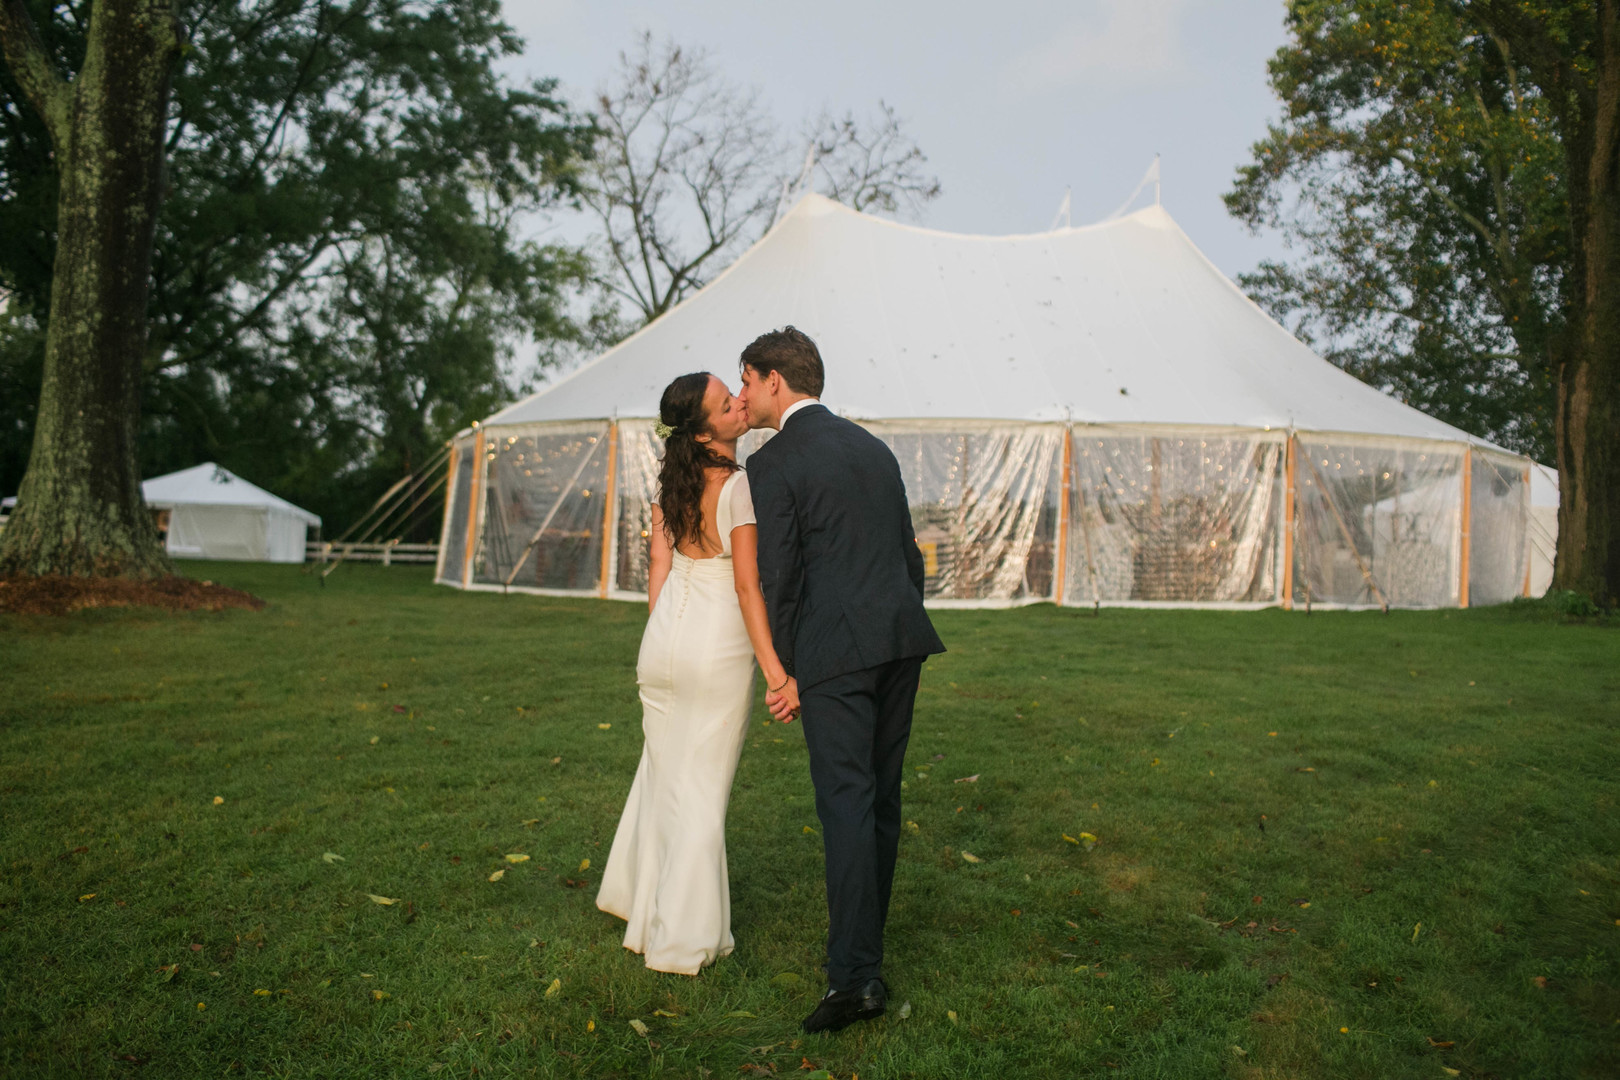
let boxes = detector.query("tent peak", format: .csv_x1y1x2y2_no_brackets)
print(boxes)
780,190,1179,242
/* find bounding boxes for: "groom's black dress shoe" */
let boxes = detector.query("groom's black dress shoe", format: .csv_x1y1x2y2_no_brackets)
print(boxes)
801,978,886,1034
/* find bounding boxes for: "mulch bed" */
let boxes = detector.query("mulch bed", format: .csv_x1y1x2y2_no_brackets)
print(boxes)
0,574,265,616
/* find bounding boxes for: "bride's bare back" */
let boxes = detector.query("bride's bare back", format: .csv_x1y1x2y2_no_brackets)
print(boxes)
673,467,735,560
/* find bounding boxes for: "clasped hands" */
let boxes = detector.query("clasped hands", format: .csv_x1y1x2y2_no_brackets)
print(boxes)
765,675,800,723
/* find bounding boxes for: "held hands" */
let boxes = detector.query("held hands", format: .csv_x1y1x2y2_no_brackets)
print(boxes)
765,676,800,723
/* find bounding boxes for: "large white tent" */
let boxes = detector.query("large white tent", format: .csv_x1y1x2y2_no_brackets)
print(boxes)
436,194,1536,609
144,463,320,563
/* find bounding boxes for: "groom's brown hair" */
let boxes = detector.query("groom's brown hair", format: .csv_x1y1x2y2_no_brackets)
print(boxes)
740,326,825,398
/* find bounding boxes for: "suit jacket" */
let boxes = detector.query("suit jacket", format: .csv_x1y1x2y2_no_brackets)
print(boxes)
747,404,945,690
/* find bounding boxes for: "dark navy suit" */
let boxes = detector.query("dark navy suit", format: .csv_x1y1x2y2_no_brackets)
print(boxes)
747,403,945,989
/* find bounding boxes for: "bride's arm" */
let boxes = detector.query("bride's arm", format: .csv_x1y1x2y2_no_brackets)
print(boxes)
730,524,789,694
647,504,672,613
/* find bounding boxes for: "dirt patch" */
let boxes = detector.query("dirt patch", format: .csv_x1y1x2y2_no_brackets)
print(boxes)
0,574,265,616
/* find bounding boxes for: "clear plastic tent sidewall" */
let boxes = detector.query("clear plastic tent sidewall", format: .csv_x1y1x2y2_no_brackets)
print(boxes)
436,419,1533,610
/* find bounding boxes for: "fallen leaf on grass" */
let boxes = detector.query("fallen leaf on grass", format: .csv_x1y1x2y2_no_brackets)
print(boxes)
488,869,505,883
961,852,982,864
212,796,224,806
504,854,530,864
1426,1037,1456,1049
78,893,95,903
954,774,979,784
586,1019,595,1032
597,723,612,730
157,963,179,981
1531,975,1548,988
578,858,590,872
628,1018,649,1037
905,821,920,832
369,736,380,745
254,989,270,996
521,819,539,827
897,1000,912,1020
545,979,561,998
189,943,203,952
1442,1069,1461,1077
1077,832,1098,849
372,990,389,1001
322,852,345,864
367,894,399,906
653,1009,678,1017
802,826,817,835
947,1009,959,1023
1412,922,1422,943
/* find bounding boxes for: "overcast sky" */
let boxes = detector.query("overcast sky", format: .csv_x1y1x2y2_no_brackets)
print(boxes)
501,0,1294,278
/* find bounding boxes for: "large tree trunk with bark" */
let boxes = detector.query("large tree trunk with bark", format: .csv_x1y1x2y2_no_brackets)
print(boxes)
0,0,179,578
1549,3,1620,608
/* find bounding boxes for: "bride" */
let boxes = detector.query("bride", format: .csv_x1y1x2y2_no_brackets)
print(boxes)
595,371,791,974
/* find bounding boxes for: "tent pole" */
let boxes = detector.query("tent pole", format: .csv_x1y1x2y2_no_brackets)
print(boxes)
460,427,487,588
1054,426,1072,605
1459,447,1473,609
1521,463,1533,597
434,441,459,581
599,421,619,599
1282,434,1297,610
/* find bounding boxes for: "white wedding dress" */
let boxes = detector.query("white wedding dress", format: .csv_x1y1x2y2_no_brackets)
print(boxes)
597,470,757,974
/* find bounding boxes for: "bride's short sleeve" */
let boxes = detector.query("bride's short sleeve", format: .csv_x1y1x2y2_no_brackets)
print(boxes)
729,471,756,531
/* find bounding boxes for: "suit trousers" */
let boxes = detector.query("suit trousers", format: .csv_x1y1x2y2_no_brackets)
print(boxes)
798,655,924,990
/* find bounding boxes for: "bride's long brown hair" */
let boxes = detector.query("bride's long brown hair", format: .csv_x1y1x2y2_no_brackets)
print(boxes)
657,372,740,549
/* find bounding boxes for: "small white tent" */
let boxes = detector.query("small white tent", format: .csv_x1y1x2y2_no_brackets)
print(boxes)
436,194,1534,609
144,463,320,563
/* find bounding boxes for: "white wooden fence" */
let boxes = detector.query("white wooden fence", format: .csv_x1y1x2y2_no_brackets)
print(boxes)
307,541,439,566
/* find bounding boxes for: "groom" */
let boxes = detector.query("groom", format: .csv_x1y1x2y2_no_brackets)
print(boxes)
738,326,945,1034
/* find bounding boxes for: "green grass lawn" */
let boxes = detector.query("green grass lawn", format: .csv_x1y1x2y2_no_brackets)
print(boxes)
2,563,1617,1079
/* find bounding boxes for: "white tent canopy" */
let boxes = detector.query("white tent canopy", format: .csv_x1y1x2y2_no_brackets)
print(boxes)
441,194,1533,609
144,463,320,563
492,195,1493,444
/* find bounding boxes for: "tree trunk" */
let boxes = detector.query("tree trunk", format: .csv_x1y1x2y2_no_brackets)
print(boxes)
0,0,179,578
1553,3,1620,607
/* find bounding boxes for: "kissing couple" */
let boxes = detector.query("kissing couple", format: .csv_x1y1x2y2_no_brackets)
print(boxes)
594,326,945,1033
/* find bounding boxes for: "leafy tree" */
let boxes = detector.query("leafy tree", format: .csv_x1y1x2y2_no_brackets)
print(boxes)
1229,0,1620,605
1,0,595,547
